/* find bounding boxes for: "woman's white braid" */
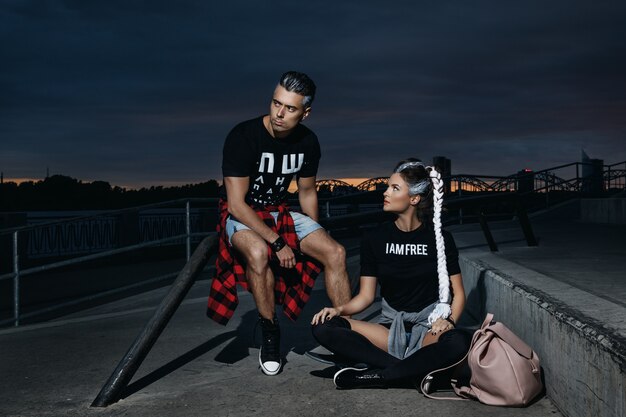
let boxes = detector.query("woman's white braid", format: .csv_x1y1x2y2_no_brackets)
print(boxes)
426,166,452,325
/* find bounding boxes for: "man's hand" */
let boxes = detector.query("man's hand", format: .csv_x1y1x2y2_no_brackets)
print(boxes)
276,245,296,269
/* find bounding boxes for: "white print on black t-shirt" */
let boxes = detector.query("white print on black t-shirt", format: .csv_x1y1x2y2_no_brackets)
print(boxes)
259,152,304,174
385,242,428,255
252,176,285,192
250,152,305,204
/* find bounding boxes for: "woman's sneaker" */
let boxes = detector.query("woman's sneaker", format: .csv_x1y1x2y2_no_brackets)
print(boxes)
333,367,386,389
258,316,281,375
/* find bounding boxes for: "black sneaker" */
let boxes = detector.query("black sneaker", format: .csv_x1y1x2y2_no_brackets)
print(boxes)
420,375,434,393
333,367,387,389
258,316,281,376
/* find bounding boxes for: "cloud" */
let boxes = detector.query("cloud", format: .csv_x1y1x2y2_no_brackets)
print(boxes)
1,0,625,186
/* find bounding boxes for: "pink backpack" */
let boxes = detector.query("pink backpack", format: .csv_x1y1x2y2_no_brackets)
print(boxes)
421,313,543,406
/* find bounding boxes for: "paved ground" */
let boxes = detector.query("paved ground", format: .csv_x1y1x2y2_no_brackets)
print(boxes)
0,260,562,417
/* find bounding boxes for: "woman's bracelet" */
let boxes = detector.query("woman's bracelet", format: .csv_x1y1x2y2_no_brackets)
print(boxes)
445,316,456,326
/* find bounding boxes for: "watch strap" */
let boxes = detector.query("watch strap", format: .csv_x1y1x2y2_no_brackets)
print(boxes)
270,236,286,252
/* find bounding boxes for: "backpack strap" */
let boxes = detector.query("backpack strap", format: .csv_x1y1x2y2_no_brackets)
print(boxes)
420,312,493,401
420,349,470,401
485,322,535,361
481,313,494,330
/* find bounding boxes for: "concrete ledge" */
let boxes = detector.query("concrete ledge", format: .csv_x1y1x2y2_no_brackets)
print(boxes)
459,252,626,417
581,198,626,224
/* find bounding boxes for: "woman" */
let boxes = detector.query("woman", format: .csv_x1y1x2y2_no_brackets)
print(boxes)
311,159,470,389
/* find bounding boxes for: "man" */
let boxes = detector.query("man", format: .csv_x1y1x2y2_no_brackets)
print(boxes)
207,71,351,376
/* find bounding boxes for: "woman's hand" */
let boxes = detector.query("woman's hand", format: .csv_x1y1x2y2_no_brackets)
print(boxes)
430,317,454,335
311,307,342,325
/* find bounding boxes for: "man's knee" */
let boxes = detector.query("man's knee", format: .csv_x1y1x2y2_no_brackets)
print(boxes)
324,242,346,268
245,243,269,275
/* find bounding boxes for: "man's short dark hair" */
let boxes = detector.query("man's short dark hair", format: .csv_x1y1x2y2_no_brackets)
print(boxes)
279,71,316,108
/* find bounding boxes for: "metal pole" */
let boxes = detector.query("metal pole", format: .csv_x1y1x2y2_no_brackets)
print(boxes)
185,200,191,261
516,202,538,247
478,211,498,252
13,231,20,327
326,201,330,218
91,234,217,407
458,179,463,225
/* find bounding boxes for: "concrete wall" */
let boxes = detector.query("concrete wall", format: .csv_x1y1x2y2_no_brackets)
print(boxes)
459,255,625,417
581,198,626,224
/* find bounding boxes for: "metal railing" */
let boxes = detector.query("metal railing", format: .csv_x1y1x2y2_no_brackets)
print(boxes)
0,198,219,327
448,160,626,195
0,194,373,328
8,155,604,330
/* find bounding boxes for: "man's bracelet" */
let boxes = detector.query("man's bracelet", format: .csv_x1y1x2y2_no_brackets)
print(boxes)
270,236,286,252
445,316,456,326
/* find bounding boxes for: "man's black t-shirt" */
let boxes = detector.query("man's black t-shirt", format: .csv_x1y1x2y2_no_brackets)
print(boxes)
222,116,321,206
360,221,461,313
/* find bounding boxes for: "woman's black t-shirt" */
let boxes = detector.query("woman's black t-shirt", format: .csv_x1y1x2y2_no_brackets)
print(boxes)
360,221,461,313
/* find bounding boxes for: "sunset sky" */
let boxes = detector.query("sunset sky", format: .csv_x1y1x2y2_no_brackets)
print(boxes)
2,1,625,189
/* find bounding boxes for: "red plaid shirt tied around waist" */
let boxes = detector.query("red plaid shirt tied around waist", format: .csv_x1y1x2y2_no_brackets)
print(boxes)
206,199,322,325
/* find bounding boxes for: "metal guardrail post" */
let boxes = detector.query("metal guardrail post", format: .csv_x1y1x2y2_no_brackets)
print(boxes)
185,200,191,261
516,203,538,247
457,181,463,224
13,231,20,327
91,234,218,408
478,211,498,252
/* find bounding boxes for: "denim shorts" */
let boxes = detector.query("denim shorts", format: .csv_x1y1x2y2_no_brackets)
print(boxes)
225,212,323,245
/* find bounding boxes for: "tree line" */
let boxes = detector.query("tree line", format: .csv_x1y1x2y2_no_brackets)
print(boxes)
0,175,220,211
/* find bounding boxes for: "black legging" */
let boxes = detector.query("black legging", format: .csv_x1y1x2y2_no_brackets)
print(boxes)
312,316,471,384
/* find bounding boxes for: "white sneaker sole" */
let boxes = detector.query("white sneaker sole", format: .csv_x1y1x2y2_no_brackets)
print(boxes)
333,367,366,388
259,350,281,376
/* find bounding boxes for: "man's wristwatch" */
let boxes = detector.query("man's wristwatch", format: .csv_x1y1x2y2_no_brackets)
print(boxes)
270,236,286,252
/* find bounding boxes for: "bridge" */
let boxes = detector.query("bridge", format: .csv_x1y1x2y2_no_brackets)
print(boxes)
314,160,626,196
